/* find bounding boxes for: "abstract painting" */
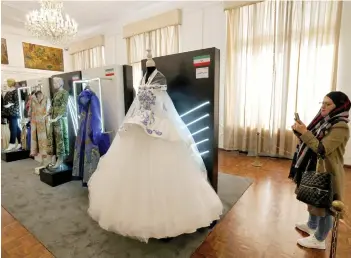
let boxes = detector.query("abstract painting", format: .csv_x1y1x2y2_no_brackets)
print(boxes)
22,42,64,72
1,38,9,65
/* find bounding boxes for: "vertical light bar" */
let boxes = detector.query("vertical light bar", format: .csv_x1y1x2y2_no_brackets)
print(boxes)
17,88,22,121
74,78,105,133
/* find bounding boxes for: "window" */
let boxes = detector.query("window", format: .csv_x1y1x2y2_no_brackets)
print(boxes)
222,0,342,155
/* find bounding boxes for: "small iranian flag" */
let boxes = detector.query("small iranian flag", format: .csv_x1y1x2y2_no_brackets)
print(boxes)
105,68,115,76
193,55,211,67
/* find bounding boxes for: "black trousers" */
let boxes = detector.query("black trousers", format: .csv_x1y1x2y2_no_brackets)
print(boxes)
8,116,21,144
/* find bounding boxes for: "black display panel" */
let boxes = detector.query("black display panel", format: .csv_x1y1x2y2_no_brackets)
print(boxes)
122,65,134,115
140,48,220,191
49,71,82,165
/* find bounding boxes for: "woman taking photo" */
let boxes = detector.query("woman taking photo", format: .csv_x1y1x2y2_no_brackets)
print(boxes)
289,91,350,250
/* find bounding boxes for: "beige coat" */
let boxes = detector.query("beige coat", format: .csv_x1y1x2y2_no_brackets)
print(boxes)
300,122,350,216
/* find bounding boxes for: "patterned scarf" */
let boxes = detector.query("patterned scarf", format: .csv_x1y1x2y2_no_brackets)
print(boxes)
289,92,351,186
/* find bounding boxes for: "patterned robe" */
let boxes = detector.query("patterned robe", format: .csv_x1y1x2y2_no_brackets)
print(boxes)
48,89,69,157
72,89,106,185
29,95,52,156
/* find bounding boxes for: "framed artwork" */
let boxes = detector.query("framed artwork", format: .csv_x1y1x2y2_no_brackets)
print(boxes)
22,42,64,72
1,38,9,65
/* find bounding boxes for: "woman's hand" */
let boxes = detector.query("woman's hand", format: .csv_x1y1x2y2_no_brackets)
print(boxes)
292,121,308,135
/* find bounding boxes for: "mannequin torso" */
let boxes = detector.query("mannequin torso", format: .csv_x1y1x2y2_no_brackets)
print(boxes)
145,67,156,83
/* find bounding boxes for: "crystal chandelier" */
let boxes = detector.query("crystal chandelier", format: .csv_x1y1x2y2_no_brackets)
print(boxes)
25,0,78,45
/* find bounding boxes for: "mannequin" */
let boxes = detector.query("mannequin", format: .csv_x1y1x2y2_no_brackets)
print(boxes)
145,49,156,82
47,77,69,169
3,79,22,151
30,90,52,158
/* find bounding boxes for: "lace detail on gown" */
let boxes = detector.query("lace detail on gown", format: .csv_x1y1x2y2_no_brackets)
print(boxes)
120,69,180,140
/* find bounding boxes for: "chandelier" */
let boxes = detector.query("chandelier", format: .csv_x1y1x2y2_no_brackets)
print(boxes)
25,0,78,45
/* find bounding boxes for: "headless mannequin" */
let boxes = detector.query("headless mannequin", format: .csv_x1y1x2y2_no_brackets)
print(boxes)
145,49,156,83
48,77,65,169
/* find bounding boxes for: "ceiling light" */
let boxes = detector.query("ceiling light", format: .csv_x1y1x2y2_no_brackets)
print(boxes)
25,0,78,45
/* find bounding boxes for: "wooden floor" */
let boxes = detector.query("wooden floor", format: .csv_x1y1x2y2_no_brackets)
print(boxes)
2,152,351,258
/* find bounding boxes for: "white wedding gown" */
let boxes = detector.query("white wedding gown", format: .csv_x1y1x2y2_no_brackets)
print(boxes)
87,69,223,243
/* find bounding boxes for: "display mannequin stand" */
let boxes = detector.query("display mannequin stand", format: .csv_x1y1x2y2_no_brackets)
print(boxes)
1,148,30,162
34,155,52,175
39,162,72,187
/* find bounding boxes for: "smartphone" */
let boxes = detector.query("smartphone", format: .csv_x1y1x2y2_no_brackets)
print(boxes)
294,112,300,122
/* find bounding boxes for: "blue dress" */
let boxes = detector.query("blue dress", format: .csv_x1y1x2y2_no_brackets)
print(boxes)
72,89,110,186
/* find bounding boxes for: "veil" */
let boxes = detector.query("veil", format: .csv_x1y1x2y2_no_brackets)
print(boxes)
121,69,208,178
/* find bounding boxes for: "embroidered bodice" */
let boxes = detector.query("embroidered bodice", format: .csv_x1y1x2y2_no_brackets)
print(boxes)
121,69,187,142
50,88,69,118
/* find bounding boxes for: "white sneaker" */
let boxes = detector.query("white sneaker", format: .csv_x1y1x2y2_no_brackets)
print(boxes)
5,143,16,151
295,223,316,235
297,235,326,250
15,144,21,150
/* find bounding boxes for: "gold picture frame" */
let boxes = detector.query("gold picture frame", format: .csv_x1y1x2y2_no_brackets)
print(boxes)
22,42,64,72
1,38,9,65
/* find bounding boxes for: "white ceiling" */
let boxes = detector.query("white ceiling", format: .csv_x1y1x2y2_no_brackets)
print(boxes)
1,1,220,42
1,1,167,38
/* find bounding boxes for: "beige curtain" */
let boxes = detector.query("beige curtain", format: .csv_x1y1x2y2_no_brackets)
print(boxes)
126,25,180,91
72,46,106,71
223,0,342,157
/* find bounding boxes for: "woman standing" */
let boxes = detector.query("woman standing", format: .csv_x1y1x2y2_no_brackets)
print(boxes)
290,91,350,250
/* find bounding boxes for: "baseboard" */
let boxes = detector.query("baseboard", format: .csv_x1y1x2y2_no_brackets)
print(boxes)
219,149,351,170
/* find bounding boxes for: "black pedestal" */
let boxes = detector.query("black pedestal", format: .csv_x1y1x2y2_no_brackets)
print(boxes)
39,164,72,187
1,149,30,162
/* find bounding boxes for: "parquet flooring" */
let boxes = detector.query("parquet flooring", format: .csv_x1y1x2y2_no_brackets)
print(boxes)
193,151,351,258
1,207,53,258
2,152,351,258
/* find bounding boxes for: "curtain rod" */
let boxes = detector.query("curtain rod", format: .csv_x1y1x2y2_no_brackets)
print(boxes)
224,1,264,11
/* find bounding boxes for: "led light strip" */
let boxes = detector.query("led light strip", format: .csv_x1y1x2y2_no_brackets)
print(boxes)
68,96,78,135
186,114,209,127
199,150,209,156
190,126,209,136
180,101,210,118
195,138,209,146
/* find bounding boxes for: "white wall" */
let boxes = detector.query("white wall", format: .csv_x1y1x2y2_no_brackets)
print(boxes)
103,2,227,144
103,2,351,163
1,27,72,82
337,2,351,165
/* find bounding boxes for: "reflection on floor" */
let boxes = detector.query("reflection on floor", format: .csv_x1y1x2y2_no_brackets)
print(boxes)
1,152,350,258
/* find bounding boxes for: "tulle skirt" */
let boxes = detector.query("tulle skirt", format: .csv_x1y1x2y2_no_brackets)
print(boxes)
88,125,223,242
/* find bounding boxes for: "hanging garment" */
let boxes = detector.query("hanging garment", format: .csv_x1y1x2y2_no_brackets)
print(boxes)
48,89,69,157
1,95,7,124
72,89,105,185
30,94,52,156
1,95,10,149
1,124,10,150
87,69,223,243
24,94,33,118
26,122,31,151
21,124,28,150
